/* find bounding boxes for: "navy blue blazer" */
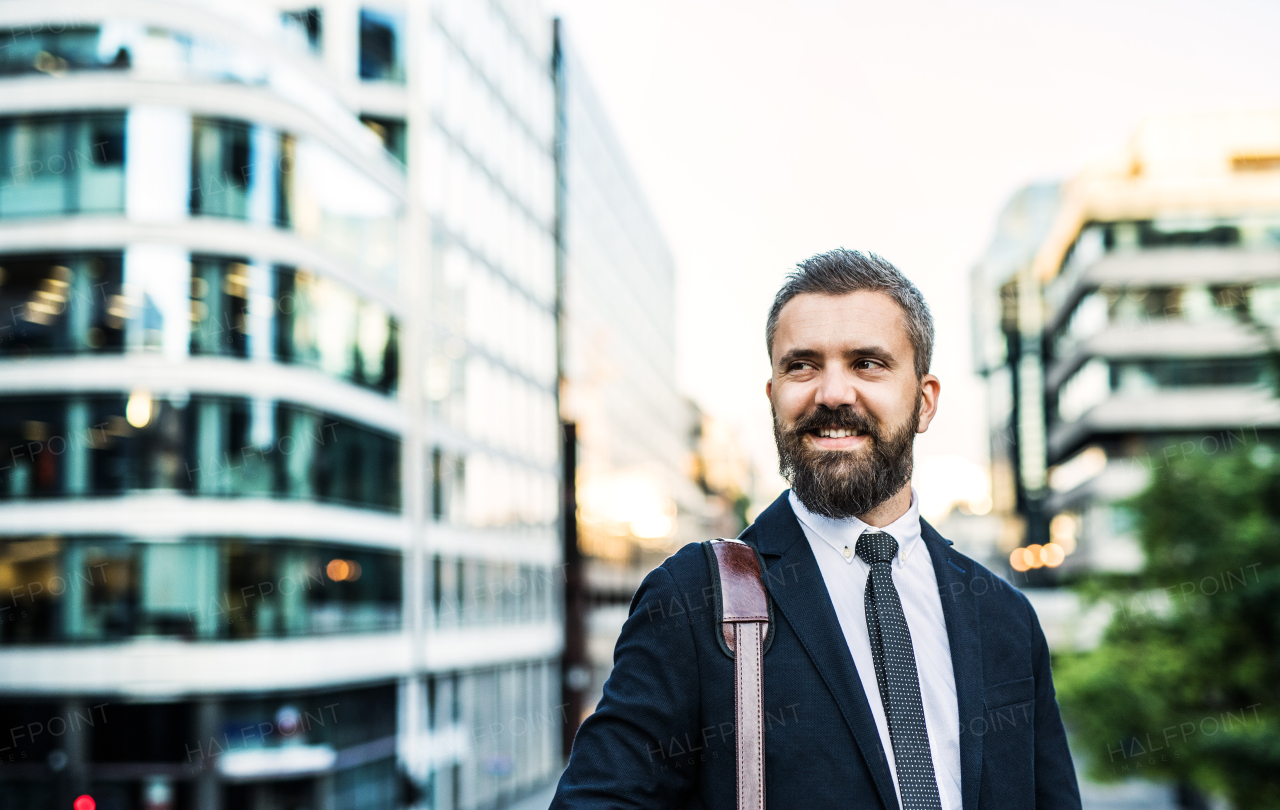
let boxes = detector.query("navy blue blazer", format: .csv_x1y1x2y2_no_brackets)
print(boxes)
552,492,1082,809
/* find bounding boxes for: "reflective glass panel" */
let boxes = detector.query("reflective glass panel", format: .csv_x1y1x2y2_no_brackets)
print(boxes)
359,9,404,82
274,267,399,393
0,396,401,511
189,255,251,357
0,113,125,218
0,536,402,643
190,118,251,219
0,26,127,76
0,252,126,355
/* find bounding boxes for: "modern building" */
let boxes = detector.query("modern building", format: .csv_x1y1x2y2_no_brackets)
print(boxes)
0,1,562,809
551,22,752,736
973,112,1280,580
970,183,1065,577
409,0,564,807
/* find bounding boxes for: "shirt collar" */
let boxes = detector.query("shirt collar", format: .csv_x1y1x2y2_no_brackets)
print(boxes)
788,488,923,567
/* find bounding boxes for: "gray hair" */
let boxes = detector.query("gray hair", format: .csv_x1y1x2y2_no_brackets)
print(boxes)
766,249,934,378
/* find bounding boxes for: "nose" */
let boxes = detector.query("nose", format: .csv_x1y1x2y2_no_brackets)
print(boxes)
813,366,858,411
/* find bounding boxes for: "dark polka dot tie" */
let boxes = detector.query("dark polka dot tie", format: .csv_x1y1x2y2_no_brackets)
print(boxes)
856,531,942,810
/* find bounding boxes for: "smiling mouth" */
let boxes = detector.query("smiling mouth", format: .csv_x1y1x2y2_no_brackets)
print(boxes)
809,428,867,439
804,427,871,450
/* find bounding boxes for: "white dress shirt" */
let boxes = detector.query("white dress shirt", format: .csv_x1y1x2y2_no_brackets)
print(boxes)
789,490,962,810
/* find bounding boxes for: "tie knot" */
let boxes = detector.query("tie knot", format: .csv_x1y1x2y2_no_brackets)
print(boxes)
855,531,898,565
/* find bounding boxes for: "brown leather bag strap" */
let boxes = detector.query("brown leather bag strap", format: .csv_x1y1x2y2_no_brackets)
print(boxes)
707,540,769,810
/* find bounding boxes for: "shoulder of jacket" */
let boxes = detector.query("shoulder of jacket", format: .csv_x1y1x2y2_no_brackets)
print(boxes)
961,554,1039,627
658,541,717,585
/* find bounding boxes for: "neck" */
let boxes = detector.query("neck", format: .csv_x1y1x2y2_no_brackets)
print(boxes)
855,484,913,528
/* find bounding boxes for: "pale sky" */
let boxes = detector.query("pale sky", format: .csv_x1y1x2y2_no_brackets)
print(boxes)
547,0,1280,511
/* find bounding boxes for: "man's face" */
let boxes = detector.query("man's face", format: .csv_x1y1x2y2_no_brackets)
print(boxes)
766,290,940,519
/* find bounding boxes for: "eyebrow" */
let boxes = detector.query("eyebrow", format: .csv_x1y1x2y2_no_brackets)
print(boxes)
777,345,898,370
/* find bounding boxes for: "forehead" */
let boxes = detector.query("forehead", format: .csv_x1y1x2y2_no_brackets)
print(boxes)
772,290,911,359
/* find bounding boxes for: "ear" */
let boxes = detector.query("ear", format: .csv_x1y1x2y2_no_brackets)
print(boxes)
765,379,772,400
915,374,941,433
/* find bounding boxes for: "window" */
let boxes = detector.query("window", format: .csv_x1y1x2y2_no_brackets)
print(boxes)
0,113,125,218
0,395,402,511
0,252,126,355
191,121,293,226
360,115,407,164
430,447,466,523
191,118,251,219
359,9,404,82
1056,358,1109,424
91,704,191,763
1113,357,1271,390
310,412,402,510
429,554,555,628
274,266,400,393
190,256,251,357
0,26,129,76
330,756,399,810
1253,281,1280,325
282,8,323,52
0,253,397,394
1051,291,1107,359
224,542,401,637
0,536,402,643
1137,220,1239,248
0,702,64,765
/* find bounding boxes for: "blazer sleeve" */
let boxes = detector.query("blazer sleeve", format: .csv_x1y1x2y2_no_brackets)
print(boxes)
551,564,702,809
1028,598,1083,810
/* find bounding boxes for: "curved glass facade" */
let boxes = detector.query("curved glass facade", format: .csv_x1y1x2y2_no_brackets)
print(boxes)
0,8,421,810
0,2,568,807
0,251,399,393
0,108,401,286
0,395,400,510
0,535,401,643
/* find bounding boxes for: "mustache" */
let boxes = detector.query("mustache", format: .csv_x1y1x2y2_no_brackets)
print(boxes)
790,407,878,437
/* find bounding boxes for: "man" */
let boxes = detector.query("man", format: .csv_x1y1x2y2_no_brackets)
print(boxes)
552,249,1081,809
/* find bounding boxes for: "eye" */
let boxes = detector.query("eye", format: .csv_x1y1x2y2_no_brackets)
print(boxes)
853,359,883,371
788,360,815,372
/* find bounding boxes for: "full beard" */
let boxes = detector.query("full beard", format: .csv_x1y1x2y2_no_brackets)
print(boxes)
773,395,920,520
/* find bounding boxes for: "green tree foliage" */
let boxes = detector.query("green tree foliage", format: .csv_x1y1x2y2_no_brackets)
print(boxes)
1054,447,1280,809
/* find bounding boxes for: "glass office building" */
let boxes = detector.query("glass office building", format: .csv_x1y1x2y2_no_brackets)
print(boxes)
0,1,562,808
972,112,1280,581
552,23,748,732
413,0,564,807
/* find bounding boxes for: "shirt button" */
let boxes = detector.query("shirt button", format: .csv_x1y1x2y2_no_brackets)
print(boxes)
842,546,852,560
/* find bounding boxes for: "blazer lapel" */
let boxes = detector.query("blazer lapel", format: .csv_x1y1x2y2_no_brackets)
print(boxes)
921,520,984,810
743,494,900,810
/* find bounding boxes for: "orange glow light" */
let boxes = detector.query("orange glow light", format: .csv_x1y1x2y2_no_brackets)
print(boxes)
1025,544,1045,569
1041,542,1066,568
1009,548,1031,572
326,559,351,581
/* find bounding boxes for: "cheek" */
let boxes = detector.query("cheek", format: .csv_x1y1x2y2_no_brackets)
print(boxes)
860,386,911,425
772,382,815,422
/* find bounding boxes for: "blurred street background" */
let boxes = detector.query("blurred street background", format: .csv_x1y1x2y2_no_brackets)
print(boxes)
0,1,1277,808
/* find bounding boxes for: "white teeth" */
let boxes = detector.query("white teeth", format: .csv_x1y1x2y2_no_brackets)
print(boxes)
817,428,855,438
